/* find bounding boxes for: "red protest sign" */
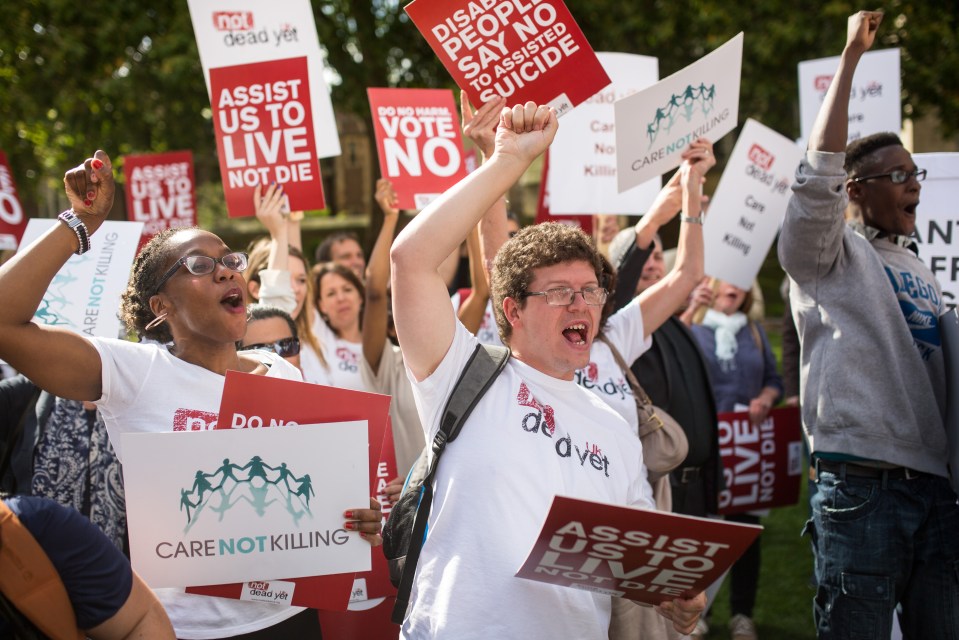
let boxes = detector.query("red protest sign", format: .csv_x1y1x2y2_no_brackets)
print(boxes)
516,495,762,605
717,406,804,515
367,88,468,210
123,151,197,248
0,152,27,250
186,372,393,609
210,56,325,217
404,0,610,116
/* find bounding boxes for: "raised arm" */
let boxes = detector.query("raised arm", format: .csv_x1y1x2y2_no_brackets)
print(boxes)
807,11,883,153
636,139,714,337
0,151,115,401
456,224,490,335
362,178,400,372
392,103,557,380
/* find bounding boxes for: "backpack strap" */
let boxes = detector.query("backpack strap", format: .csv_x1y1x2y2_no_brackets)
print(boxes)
0,500,84,640
392,342,509,624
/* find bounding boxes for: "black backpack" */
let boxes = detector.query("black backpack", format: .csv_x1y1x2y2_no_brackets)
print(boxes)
382,343,510,625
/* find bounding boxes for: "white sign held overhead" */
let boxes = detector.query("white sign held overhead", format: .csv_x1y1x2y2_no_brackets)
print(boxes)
547,53,660,215
187,0,341,159
912,153,959,311
703,119,804,290
798,48,901,145
615,33,743,193
20,220,144,340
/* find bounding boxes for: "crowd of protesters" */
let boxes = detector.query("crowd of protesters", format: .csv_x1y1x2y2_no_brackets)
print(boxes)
0,9,955,640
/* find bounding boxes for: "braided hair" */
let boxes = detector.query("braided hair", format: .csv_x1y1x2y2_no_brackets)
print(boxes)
119,227,192,343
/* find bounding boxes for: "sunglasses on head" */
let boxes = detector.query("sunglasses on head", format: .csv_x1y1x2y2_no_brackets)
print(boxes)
153,251,249,297
239,336,300,358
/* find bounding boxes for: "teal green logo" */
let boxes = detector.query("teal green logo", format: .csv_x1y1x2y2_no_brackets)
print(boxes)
34,256,91,328
646,83,717,148
179,456,314,532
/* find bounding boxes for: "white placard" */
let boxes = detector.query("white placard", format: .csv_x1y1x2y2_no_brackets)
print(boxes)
186,0,341,159
703,119,804,290
122,422,369,588
615,33,743,192
913,153,959,311
19,220,144,339
547,52,661,214
798,48,901,145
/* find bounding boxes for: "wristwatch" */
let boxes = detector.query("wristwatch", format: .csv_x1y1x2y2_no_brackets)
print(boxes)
681,214,704,225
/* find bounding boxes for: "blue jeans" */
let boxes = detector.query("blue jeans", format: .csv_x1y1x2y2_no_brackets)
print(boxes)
806,468,959,639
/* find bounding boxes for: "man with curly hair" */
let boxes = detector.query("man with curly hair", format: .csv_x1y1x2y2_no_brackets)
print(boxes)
778,11,959,639
391,102,704,639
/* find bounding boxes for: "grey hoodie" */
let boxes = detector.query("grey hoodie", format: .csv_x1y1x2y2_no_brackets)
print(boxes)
778,150,947,476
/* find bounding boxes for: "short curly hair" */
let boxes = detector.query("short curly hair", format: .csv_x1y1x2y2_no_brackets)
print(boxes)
490,222,603,343
844,132,903,178
119,227,193,343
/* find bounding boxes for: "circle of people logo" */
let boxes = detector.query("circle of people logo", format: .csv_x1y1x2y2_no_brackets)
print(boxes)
646,83,717,147
179,456,315,531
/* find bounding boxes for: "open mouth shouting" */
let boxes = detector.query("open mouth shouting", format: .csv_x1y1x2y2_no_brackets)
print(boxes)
221,287,245,313
562,322,590,347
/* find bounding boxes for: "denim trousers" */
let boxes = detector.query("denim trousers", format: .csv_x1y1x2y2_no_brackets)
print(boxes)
806,468,959,639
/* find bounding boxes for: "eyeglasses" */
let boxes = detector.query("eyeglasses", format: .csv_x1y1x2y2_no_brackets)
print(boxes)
523,287,608,306
239,337,300,358
851,168,926,184
153,251,249,296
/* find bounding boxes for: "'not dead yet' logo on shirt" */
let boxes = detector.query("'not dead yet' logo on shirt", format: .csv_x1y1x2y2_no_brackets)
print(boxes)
515,382,611,478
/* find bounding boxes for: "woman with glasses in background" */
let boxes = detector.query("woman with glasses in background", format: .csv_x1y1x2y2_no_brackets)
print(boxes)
0,151,382,639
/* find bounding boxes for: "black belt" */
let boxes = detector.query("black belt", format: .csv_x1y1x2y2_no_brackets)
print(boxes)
675,466,701,483
815,459,925,482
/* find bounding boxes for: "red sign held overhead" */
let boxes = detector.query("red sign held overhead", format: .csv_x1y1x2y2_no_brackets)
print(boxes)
368,88,469,210
405,0,610,116
717,406,804,515
0,152,27,251
123,151,197,249
210,56,325,217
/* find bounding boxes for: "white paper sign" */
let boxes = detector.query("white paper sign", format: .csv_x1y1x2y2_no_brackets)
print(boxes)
547,52,660,214
122,422,370,588
186,0,341,159
615,33,743,192
913,153,959,311
798,48,901,145
19,220,144,339
703,119,804,290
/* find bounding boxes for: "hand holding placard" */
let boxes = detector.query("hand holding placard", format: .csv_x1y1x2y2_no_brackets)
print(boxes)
461,92,505,160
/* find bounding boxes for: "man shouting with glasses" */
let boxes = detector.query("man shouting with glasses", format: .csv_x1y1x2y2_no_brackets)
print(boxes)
390,102,706,639
778,10,959,640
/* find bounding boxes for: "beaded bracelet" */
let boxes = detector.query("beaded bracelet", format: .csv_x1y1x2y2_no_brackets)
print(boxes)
57,209,91,255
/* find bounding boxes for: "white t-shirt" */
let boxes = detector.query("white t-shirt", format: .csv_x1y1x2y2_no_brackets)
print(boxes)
90,337,305,639
402,323,653,639
449,291,504,347
575,297,652,436
360,343,425,477
313,314,368,391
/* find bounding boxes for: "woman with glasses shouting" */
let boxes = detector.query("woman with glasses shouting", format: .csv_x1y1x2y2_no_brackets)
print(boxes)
0,151,382,639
